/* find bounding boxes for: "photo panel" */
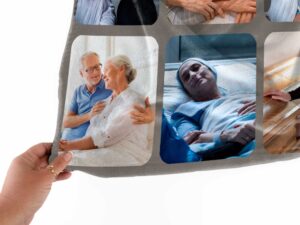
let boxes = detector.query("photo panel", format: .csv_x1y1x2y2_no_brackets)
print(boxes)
60,36,158,167
166,0,257,25
74,0,159,25
160,34,257,164
264,32,300,153
265,0,300,22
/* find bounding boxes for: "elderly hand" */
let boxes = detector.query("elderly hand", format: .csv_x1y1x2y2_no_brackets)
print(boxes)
89,101,106,119
176,0,226,21
223,0,256,13
220,123,255,145
0,143,72,225
264,90,291,102
235,12,255,23
184,130,206,144
238,100,256,115
183,130,216,144
59,139,74,151
130,97,155,124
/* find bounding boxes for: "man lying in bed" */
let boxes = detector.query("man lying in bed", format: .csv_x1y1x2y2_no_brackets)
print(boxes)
161,58,256,163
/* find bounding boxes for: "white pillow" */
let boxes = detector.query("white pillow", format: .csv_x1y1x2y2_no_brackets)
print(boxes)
163,62,256,118
215,62,256,95
163,70,190,120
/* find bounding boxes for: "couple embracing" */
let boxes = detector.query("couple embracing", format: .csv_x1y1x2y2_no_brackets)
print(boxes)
60,52,154,166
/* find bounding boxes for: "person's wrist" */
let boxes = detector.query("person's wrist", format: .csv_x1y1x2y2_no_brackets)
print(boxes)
88,111,93,120
180,0,190,9
167,0,184,7
68,141,76,150
0,194,31,225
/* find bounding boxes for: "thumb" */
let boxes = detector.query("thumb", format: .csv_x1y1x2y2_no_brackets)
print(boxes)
217,7,225,18
49,152,73,176
145,97,151,108
272,96,289,102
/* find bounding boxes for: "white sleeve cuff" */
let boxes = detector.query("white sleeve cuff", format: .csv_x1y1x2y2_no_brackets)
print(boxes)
213,132,224,147
91,132,105,148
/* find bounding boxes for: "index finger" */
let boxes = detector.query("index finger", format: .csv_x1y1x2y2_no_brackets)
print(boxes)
145,97,151,108
95,101,106,106
22,143,52,159
264,90,279,97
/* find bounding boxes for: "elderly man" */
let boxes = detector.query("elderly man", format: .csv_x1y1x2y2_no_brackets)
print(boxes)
62,52,153,140
161,58,256,163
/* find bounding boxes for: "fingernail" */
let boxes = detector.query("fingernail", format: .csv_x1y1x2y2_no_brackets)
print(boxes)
63,152,73,161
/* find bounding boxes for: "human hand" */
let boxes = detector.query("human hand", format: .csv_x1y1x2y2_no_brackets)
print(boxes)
225,0,256,13
238,100,256,115
264,90,291,102
89,101,106,119
181,0,225,21
235,12,255,23
183,130,209,144
130,97,155,124
59,139,74,151
220,123,255,145
294,14,300,22
0,143,72,225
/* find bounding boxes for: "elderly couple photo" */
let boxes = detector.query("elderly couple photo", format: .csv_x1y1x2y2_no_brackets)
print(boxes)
59,36,158,167
161,35,257,163
166,0,256,24
75,0,159,25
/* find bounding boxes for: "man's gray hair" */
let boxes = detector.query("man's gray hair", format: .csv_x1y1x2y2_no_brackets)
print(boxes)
80,51,99,68
108,55,137,84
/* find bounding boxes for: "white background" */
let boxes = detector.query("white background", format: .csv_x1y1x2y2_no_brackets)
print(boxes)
1,1,300,225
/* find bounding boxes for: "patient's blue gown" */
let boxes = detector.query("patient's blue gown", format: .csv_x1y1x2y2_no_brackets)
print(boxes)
160,94,256,163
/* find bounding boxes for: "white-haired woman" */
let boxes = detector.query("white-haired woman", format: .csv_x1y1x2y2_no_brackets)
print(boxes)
60,55,152,166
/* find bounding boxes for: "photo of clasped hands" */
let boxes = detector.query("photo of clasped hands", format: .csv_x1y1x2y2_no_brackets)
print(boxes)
166,0,257,23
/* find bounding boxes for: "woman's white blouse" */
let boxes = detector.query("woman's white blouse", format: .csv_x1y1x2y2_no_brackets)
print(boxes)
85,88,151,164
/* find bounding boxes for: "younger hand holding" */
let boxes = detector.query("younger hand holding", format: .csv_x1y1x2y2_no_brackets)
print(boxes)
0,143,72,225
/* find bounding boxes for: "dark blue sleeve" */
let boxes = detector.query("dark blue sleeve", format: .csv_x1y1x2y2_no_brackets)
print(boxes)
160,112,201,164
172,116,200,138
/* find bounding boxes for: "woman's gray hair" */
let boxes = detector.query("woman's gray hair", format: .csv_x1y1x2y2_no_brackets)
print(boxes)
108,55,137,84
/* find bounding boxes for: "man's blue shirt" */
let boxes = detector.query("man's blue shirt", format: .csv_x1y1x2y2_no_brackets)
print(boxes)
62,80,112,140
75,0,116,25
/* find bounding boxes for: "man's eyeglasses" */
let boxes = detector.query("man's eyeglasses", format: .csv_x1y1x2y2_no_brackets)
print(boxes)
84,63,102,74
